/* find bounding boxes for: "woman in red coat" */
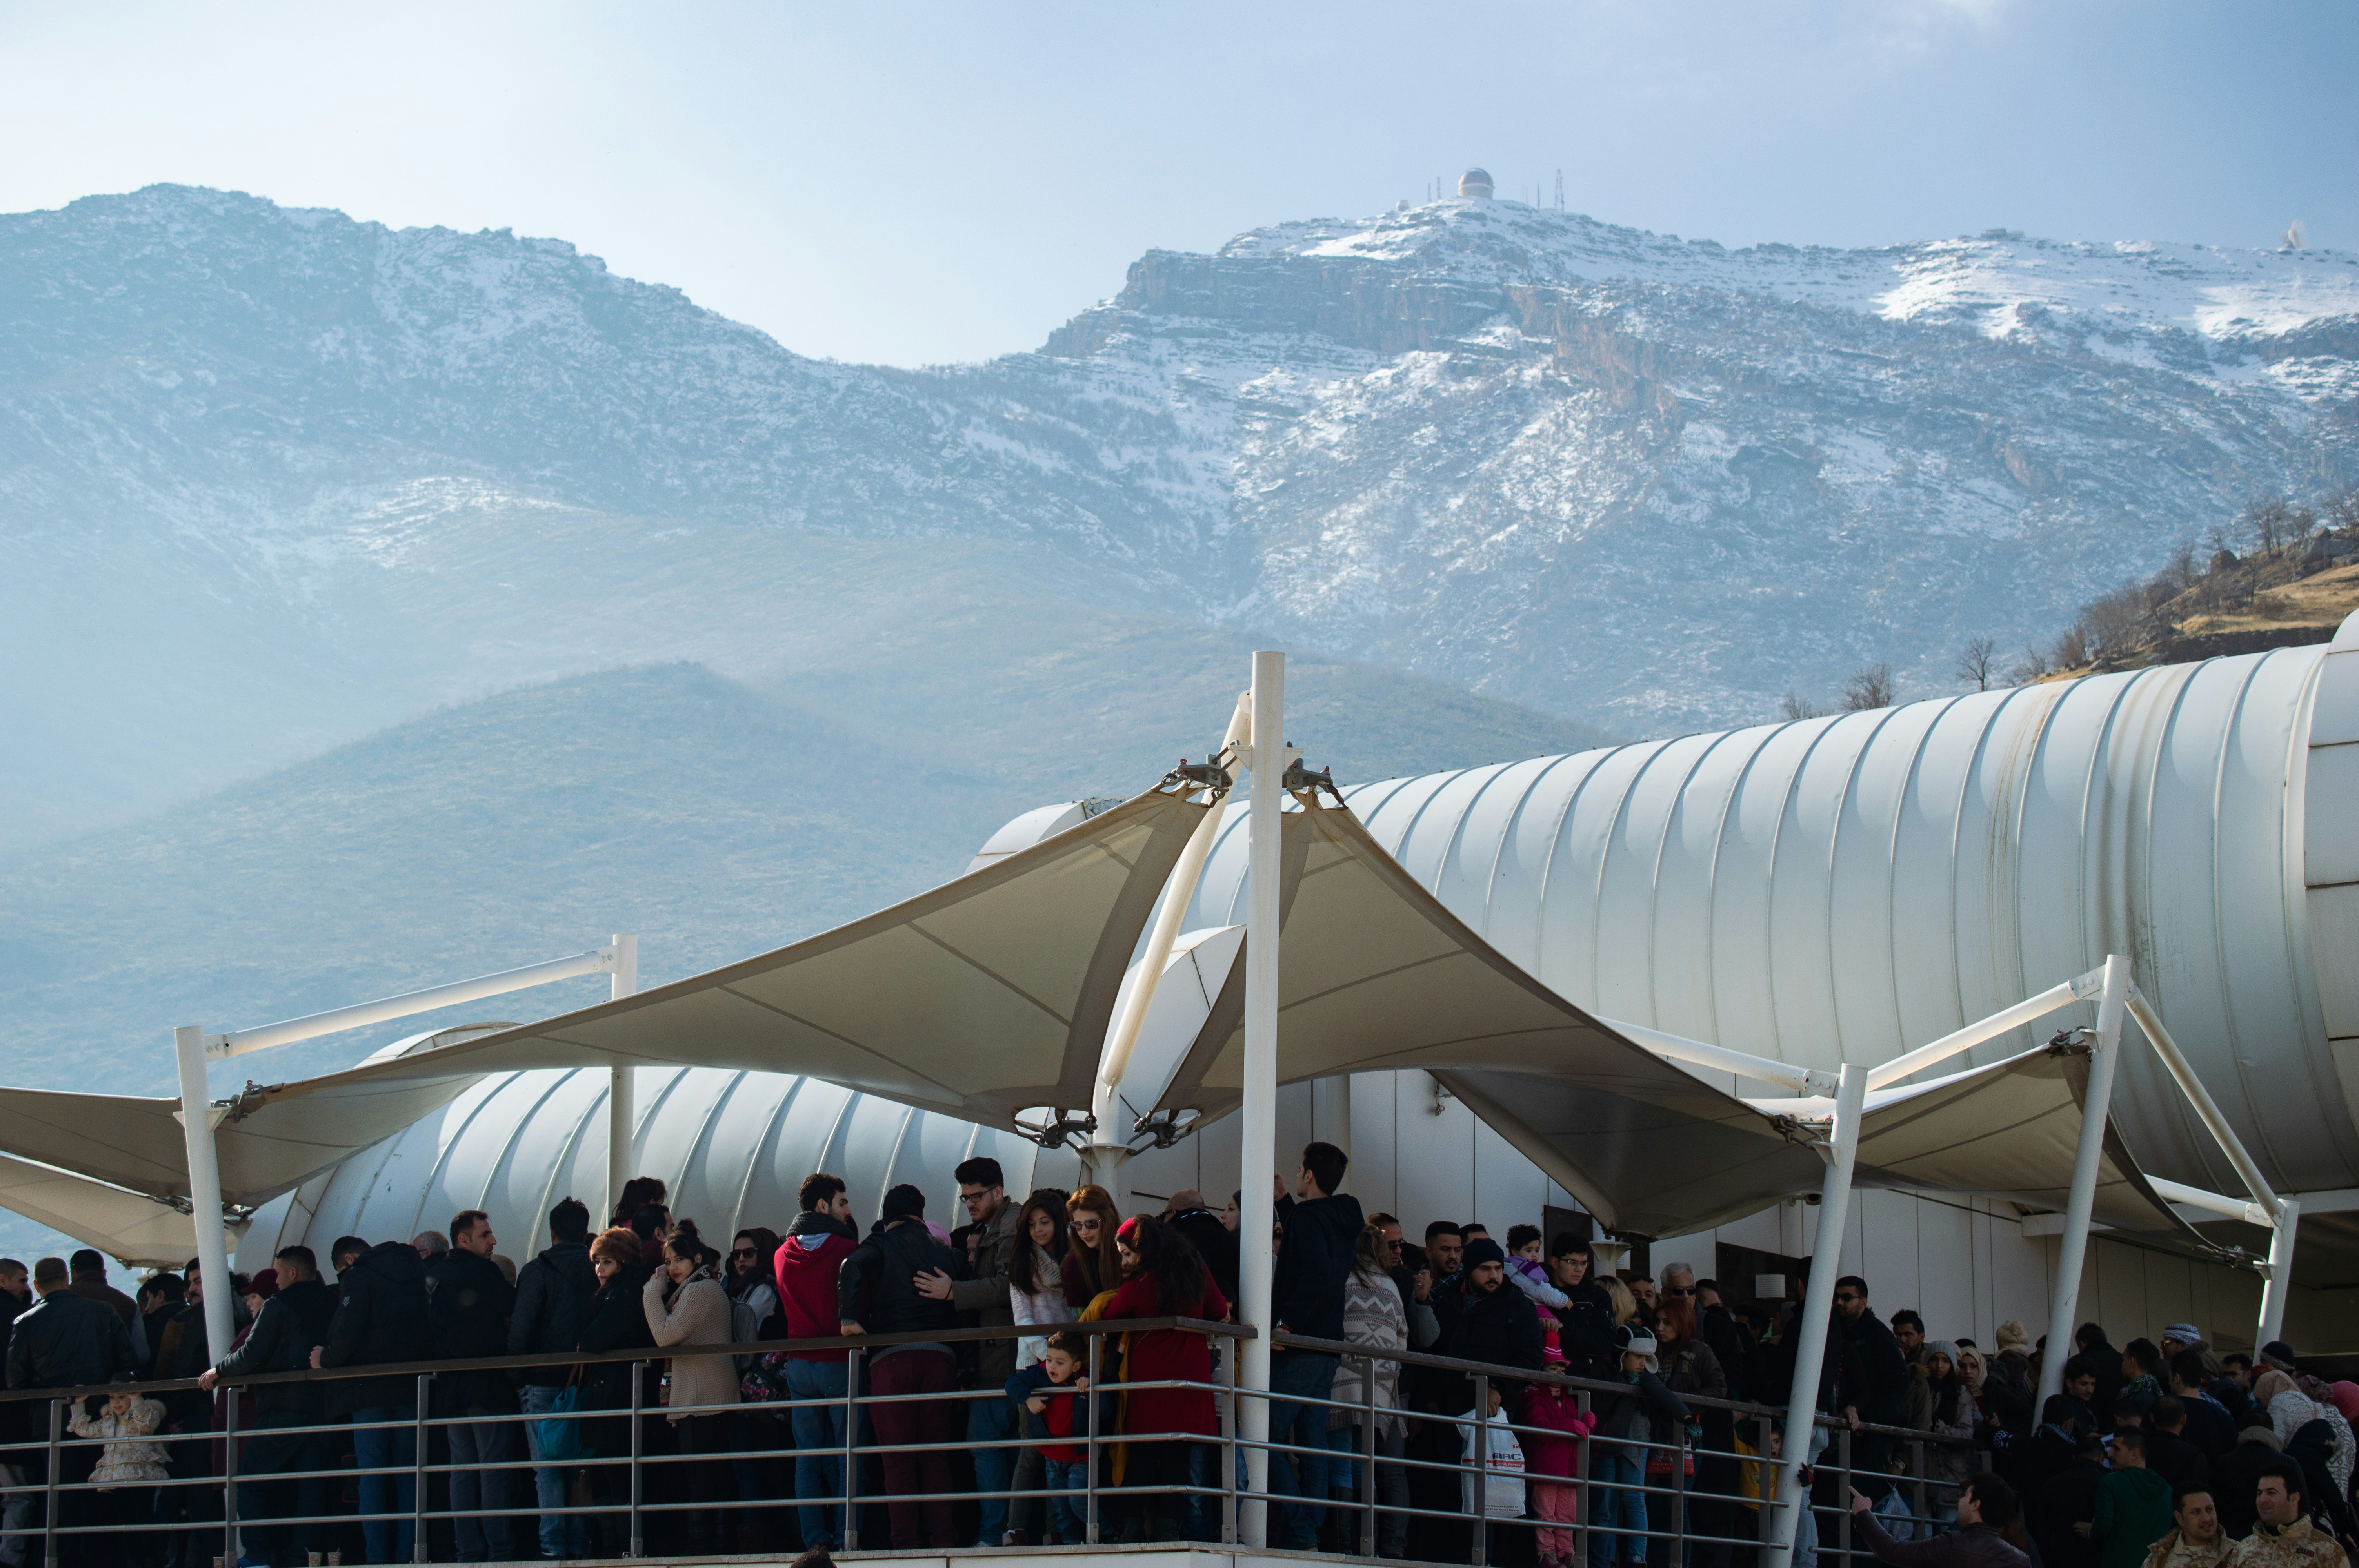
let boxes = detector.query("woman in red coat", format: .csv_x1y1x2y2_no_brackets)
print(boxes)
1102,1215,1230,1542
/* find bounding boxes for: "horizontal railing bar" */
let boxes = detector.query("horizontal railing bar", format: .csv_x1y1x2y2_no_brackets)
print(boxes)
0,1313,1246,1403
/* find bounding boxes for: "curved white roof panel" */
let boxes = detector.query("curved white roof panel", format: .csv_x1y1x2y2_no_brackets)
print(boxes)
1182,626,2359,1199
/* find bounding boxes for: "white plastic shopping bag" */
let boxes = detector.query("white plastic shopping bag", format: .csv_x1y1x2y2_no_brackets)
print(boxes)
1460,1408,1527,1519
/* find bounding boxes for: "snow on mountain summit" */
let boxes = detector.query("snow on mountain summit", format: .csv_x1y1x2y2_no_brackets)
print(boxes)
1225,197,2359,353
2,183,2352,841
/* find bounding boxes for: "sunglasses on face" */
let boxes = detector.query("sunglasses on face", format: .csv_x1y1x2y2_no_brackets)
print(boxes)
1667,1286,1697,1296
731,1247,758,1258
1834,1293,1861,1304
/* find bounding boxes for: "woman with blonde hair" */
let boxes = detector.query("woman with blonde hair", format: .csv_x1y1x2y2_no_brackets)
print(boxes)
1602,1274,1638,1328
1063,1185,1124,1311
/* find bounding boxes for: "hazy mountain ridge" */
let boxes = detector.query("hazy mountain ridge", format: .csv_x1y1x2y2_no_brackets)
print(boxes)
3,183,2353,845
0,652,1614,1094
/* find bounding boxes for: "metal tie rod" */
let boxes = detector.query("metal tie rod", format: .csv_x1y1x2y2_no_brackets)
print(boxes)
203,944,622,1059
1865,964,2107,1090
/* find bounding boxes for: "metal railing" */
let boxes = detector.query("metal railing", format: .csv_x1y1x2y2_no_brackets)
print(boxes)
0,1317,1976,1564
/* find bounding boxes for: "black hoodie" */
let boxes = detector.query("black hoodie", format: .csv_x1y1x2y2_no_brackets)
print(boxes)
509,1240,598,1387
1270,1191,1364,1342
320,1239,434,1413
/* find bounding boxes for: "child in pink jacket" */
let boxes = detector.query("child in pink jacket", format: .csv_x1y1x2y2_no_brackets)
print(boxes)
1519,1346,1599,1568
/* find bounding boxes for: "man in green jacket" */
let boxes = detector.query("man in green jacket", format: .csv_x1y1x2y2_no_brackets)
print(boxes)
2089,1429,2178,1568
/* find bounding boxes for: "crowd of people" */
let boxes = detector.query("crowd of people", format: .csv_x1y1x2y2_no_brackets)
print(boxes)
0,1159,2350,1568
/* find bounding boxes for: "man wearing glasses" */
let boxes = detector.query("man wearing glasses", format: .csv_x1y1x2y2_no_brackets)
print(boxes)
1834,1276,1911,1518
915,1156,1023,1546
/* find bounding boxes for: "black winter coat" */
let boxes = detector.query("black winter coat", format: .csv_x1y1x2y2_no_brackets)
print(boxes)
1841,1309,1912,1426
2177,1392,2239,1459
0,1292,28,1443
429,1249,517,1414
4,1289,134,1392
509,1242,598,1387
210,1278,337,1417
320,1240,434,1413
1167,1206,1239,1306
1697,1304,1751,1414
2036,1457,2105,1568
577,1264,658,1456
1270,1193,1363,1343
2212,1434,2283,1539
1443,1280,1545,1411
837,1221,959,1340
2143,1425,2212,1497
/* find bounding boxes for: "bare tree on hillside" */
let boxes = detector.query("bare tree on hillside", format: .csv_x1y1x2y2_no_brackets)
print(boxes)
2008,644,2052,684
2051,624,2089,670
1779,691,1828,721
2326,484,2359,534
1841,664,1896,711
2165,540,2199,594
2245,495,2294,556
1957,636,1999,691
2081,586,2149,663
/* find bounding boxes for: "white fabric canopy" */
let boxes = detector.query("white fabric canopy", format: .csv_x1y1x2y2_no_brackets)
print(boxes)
0,775,2225,1253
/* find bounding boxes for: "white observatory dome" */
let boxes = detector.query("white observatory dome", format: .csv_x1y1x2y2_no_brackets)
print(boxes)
1458,168,1495,199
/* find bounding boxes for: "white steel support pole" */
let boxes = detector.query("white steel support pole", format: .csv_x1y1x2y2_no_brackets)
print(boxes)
1238,650,1290,1549
1765,1062,1868,1568
2257,1198,2301,1349
2038,953,2130,1407
174,1024,235,1362
605,935,638,1224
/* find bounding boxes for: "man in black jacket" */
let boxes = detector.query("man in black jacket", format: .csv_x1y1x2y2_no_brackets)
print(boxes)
0,1260,30,1565
314,1236,434,1564
431,1210,518,1564
6,1257,135,1563
510,1197,596,1561
2143,1398,2213,1497
1447,1239,1545,1400
1266,1141,1363,1552
1836,1275,1910,1504
1163,1190,1240,1304
201,1245,336,1565
838,1185,963,1550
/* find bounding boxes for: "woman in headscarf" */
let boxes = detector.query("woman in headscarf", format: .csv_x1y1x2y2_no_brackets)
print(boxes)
1062,1185,1124,1312
2255,1343,2354,1494
1923,1341,1980,1525
1101,1215,1229,1543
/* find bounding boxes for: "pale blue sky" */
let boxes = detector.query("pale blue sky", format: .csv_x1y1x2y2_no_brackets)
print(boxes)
3,1,2351,367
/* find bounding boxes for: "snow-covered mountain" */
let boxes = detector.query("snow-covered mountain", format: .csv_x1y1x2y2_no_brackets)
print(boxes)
3,185,2352,843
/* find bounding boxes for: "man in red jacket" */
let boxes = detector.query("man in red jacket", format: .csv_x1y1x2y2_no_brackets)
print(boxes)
774,1173,860,1550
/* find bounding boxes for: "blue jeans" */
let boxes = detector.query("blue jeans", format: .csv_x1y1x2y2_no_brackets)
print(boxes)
519,1383,588,1559
784,1359,850,1546
1265,1350,1339,1547
1043,1457,1088,1543
970,1391,1018,1544
349,1405,418,1564
1589,1448,1647,1568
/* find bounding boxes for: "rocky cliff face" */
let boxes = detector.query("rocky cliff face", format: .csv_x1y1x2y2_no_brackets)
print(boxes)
3,185,2352,840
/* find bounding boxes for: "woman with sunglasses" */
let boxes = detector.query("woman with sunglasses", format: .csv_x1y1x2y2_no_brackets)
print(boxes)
727,1228,785,1545
1063,1185,1123,1312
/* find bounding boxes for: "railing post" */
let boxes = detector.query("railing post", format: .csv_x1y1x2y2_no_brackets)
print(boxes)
1576,1385,1594,1568
627,1361,643,1559
1837,1425,1852,1568
1085,1332,1101,1546
1361,1351,1378,1558
413,1372,430,1565
1756,1412,1777,1548
1471,1372,1489,1568
1222,1332,1239,1546
1672,1421,1690,1564
223,1375,241,1566
41,1398,58,1568
841,1346,861,1553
